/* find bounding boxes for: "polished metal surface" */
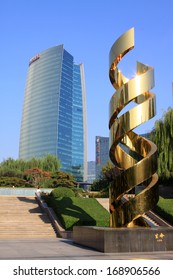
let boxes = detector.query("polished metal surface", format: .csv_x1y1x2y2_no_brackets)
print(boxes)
109,28,159,227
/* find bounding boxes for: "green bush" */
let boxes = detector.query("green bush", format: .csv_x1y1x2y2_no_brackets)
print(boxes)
39,178,54,188
51,187,75,198
0,176,34,188
72,187,86,197
88,191,109,198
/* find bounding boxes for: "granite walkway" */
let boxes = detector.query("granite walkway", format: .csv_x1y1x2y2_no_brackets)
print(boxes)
0,238,173,260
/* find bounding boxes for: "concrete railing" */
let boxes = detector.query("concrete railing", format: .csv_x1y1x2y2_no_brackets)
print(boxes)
35,192,73,239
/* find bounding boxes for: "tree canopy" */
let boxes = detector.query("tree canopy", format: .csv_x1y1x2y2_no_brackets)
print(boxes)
0,154,61,176
91,161,114,193
0,155,78,188
150,107,173,182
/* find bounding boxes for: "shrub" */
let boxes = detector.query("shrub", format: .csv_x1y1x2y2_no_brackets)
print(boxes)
39,178,54,188
72,187,86,197
0,176,34,188
51,187,75,198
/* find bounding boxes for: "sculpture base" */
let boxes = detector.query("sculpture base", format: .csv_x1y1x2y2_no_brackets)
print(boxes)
73,226,173,253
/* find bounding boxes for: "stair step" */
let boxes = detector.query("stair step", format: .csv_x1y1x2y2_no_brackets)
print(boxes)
0,196,56,239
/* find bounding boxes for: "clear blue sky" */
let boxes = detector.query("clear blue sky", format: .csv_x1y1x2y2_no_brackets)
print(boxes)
0,0,173,163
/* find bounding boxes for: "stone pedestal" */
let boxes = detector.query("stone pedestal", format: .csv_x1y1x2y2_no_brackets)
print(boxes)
73,226,173,253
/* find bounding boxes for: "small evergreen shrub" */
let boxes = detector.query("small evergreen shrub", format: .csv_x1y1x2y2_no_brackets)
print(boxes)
72,187,85,197
0,176,33,188
51,187,75,198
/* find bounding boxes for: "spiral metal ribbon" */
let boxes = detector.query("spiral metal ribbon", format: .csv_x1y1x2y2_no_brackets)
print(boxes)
109,28,159,227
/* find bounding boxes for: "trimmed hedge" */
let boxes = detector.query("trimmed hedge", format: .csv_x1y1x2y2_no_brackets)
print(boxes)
51,187,75,198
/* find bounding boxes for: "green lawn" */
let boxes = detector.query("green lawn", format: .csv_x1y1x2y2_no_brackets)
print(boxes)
154,198,173,225
47,195,173,230
47,196,109,230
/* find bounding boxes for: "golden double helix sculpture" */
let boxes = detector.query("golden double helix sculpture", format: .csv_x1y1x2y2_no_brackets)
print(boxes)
109,28,159,227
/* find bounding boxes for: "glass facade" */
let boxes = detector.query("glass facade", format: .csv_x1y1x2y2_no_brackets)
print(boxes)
95,136,109,179
87,161,96,183
19,45,87,181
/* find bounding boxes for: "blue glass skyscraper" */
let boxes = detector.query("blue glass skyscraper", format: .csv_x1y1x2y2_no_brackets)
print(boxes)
19,45,87,181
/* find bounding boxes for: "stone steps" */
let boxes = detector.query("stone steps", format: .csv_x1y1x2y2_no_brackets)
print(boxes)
0,196,57,239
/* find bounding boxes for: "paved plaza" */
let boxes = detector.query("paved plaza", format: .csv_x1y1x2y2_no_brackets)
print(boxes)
0,238,173,260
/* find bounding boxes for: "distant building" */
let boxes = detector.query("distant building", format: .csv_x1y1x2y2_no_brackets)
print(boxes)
19,45,87,182
87,161,96,183
95,136,109,179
